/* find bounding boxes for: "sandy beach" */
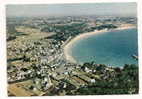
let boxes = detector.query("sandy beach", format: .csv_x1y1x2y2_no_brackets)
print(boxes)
63,25,137,63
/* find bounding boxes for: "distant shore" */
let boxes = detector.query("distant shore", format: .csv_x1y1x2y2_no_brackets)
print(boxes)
115,25,136,30
63,25,137,63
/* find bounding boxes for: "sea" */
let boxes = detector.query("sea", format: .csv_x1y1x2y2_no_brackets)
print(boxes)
67,28,138,67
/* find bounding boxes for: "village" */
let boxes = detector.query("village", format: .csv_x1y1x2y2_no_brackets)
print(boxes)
7,16,138,96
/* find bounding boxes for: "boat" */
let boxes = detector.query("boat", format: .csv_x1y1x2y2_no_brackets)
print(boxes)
132,54,138,60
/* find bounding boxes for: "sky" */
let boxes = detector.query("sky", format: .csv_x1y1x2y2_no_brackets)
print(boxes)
6,3,137,17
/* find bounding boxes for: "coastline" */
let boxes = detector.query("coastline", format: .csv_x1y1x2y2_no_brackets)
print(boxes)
63,25,137,63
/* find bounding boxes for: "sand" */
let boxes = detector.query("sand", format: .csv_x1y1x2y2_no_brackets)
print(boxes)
63,25,136,63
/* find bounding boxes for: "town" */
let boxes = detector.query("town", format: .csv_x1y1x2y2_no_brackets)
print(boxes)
7,15,138,96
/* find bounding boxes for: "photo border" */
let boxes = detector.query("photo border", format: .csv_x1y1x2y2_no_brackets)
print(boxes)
0,0,142,99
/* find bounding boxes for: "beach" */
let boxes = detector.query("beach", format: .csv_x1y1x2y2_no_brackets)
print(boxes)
63,25,137,63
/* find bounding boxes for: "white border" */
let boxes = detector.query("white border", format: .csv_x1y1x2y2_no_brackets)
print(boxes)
0,0,142,99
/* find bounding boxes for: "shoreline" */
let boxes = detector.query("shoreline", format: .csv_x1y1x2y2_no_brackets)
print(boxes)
63,25,137,63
